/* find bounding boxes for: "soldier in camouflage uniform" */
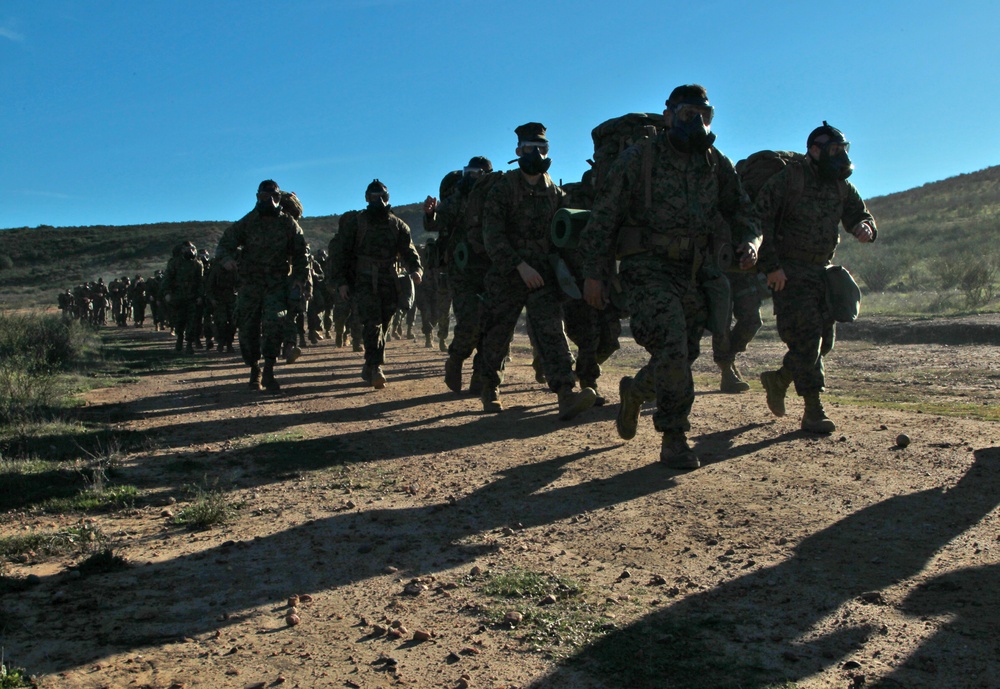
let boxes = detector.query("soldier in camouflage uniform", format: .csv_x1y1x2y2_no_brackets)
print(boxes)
129,274,148,327
216,180,308,392
306,248,330,344
204,258,238,352
711,269,764,393
161,241,205,353
328,180,422,388
479,124,596,420
581,85,760,469
423,170,467,351
196,249,214,349
757,122,876,433
414,241,441,345
425,157,493,394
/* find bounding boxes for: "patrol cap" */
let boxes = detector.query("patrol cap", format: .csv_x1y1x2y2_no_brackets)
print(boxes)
666,84,710,107
515,122,548,143
258,179,280,194
807,121,848,149
466,156,493,172
366,179,388,196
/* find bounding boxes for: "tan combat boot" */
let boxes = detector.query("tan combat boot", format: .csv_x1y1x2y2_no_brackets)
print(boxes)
261,360,280,393
371,366,387,389
248,364,262,391
481,386,503,413
283,342,301,364
444,356,462,393
760,368,792,417
719,360,750,393
557,386,597,421
425,332,433,348
801,393,836,433
660,431,699,470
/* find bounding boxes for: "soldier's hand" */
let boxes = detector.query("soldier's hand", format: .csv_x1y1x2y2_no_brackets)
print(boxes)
853,221,874,243
767,269,787,292
221,258,237,272
736,242,758,270
423,196,438,215
410,271,422,287
516,262,544,291
338,285,350,301
583,278,606,310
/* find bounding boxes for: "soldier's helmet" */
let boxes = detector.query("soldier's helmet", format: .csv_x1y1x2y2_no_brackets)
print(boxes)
365,179,389,203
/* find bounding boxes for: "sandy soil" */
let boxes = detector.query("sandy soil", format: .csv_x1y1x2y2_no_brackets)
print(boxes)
2,321,998,689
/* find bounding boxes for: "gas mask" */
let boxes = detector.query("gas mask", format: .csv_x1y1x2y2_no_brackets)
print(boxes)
667,102,717,154
816,141,854,181
516,142,551,175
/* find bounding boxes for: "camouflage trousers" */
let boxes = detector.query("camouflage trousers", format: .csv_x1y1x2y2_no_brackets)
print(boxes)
212,298,236,347
308,287,332,335
712,271,764,364
170,299,200,343
771,262,835,396
620,255,708,434
480,266,575,392
564,298,622,392
446,259,487,374
415,282,438,336
132,298,147,325
235,276,290,364
352,276,400,369
435,275,452,341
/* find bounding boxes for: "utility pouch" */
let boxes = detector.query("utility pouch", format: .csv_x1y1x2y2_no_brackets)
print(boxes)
825,264,861,323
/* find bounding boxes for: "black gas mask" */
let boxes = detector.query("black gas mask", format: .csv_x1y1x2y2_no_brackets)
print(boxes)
668,102,717,154
816,140,854,181
516,142,551,175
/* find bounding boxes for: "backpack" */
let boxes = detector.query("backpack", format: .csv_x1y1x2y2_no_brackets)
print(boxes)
462,171,506,255
735,150,847,232
589,112,663,191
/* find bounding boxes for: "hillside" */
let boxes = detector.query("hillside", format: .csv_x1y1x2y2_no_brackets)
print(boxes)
3,163,1000,308
0,203,428,308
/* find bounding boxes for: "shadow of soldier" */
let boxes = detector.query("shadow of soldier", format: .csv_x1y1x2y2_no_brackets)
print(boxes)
12,447,677,675
526,447,1000,689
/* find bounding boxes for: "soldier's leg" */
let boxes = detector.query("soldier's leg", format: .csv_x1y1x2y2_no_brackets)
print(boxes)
479,272,526,395
436,280,451,348
235,290,264,367
563,298,602,397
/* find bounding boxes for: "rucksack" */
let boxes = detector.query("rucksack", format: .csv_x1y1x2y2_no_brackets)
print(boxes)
735,150,847,231
462,171,507,255
589,112,663,191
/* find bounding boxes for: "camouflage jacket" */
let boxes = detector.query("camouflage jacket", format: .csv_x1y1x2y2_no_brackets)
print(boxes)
482,170,566,275
328,208,422,289
756,160,876,273
215,207,307,285
204,262,238,303
578,132,759,280
161,255,204,303
426,187,471,259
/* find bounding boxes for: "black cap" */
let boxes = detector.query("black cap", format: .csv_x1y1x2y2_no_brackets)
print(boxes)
807,121,848,149
466,156,493,172
514,122,548,143
666,84,710,108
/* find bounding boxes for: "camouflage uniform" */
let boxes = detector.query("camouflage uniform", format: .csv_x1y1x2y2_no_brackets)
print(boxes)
161,248,205,352
204,261,238,351
328,208,422,377
480,169,588,410
414,242,441,343
711,271,763,368
580,132,759,438
756,161,876,397
215,205,307,370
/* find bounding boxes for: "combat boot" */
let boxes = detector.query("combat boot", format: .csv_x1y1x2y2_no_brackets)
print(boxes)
352,342,363,353
444,356,463,393
481,386,503,413
581,379,606,407
439,337,448,353
371,366,387,389
760,368,792,417
217,342,224,353
660,431,699,470
801,393,836,433
406,324,414,340
248,364,262,391
283,342,301,364
557,385,597,421
468,369,483,397
532,358,546,385
175,334,183,352
425,333,433,349
185,341,195,355
616,376,642,440
261,359,280,392
309,331,320,345
719,360,750,394
335,331,343,347
205,338,214,350
360,365,372,385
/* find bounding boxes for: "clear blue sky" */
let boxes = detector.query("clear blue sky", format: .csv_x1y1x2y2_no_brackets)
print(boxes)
2,0,998,229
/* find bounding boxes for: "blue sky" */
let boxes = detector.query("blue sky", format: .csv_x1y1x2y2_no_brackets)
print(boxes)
2,0,998,229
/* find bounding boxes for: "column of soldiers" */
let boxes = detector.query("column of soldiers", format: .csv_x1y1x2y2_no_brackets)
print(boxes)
55,82,877,472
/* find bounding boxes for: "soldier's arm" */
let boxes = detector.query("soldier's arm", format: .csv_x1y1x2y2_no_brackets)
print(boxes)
578,147,640,281
215,218,246,270
328,214,357,288
754,171,788,275
396,219,423,278
288,219,308,283
841,182,877,243
716,153,762,254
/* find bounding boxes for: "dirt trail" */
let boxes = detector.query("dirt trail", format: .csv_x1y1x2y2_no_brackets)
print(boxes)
2,325,999,689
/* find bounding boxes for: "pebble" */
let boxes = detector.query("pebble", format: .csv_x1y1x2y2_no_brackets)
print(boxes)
896,433,911,448
412,629,432,642
503,611,522,626
285,613,300,627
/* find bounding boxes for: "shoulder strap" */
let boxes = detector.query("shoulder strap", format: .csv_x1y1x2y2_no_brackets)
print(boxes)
355,212,369,252
641,138,654,209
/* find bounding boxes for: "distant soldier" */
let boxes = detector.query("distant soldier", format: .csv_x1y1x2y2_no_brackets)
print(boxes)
307,248,331,344
216,180,308,391
204,259,238,352
129,274,148,327
757,122,877,433
328,179,422,388
148,270,166,330
161,241,205,353
478,124,596,419
58,289,75,321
